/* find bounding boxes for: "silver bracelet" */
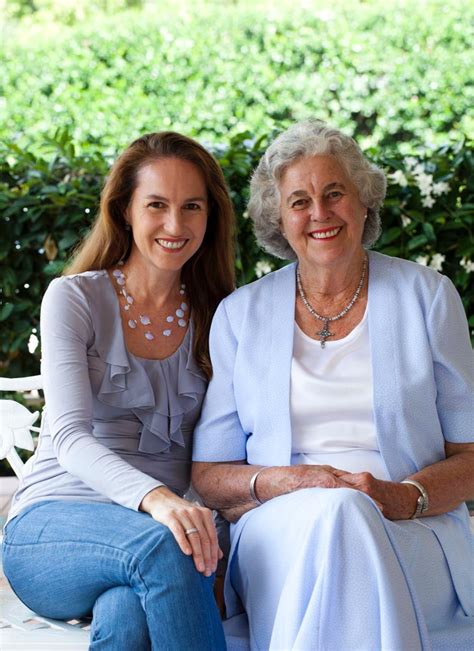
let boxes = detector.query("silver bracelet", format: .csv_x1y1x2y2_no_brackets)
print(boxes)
249,467,269,506
401,479,429,518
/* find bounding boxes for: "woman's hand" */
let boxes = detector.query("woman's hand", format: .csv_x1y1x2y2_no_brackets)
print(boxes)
140,486,223,576
193,461,356,523
281,464,355,494
337,471,416,520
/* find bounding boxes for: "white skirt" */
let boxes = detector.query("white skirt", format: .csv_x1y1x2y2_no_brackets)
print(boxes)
224,488,473,651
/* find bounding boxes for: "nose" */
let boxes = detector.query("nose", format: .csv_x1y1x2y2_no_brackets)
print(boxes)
164,205,185,235
310,198,329,222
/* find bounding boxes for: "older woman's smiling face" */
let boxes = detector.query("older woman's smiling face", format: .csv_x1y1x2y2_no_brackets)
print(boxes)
279,155,367,270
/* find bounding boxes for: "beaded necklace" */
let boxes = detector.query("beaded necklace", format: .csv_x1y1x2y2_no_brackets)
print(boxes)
296,255,367,348
112,266,188,339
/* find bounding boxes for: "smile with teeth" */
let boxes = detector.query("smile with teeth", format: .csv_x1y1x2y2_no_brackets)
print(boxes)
156,239,187,250
309,227,342,240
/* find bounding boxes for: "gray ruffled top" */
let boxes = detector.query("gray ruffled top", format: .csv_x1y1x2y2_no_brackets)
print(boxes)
8,271,207,522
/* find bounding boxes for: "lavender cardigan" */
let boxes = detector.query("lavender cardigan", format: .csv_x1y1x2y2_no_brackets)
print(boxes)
193,250,474,615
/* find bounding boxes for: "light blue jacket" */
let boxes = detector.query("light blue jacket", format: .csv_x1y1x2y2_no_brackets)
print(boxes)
193,250,474,614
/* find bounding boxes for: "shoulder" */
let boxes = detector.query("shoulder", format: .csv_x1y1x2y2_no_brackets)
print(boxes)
368,250,452,298
210,263,296,343
43,270,109,305
222,262,296,312
368,251,466,336
41,271,112,334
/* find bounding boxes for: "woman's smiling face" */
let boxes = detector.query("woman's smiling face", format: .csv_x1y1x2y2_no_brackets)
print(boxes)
279,155,367,270
127,157,208,275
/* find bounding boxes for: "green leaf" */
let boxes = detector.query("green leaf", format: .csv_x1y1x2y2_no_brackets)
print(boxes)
379,226,401,245
422,222,436,242
0,303,14,321
407,234,429,251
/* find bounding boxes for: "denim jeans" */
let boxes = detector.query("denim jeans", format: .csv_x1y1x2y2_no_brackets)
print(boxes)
2,500,226,650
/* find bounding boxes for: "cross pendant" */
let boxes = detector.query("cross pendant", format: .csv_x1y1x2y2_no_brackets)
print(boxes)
316,320,334,348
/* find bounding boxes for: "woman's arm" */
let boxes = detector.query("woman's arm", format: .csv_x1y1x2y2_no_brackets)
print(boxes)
41,277,163,509
193,443,474,523
192,461,353,523
336,441,474,520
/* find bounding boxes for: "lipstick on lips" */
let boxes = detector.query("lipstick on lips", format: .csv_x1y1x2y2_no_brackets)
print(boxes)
309,226,342,240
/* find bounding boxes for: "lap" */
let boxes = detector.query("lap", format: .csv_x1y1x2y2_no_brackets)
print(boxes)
4,500,164,546
231,488,458,627
2,500,187,619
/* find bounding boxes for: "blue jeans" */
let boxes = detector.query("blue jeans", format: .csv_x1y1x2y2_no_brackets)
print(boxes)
2,501,226,650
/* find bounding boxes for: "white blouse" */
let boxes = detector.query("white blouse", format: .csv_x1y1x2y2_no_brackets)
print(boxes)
290,305,390,480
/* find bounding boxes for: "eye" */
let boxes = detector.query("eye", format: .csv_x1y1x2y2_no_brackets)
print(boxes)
327,191,343,200
184,202,202,211
291,198,309,209
148,201,166,209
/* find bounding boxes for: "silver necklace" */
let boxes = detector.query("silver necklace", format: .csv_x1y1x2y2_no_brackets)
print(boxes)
296,256,367,348
112,266,188,339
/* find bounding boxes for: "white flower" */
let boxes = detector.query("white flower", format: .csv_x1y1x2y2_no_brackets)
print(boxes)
401,215,412,227
432,181,449,196
27,333,39,354
255,260,273,278
404,157,418,170
389,170,408,187
460,257,474,273
421,195,435,208
416,255,429,266
429,253,445,272
413,163,426,177
415,172,433,197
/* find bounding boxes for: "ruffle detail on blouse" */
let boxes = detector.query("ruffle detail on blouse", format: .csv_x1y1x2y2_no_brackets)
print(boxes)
82,271,207,454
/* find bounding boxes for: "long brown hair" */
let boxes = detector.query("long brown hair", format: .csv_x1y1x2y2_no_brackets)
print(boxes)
65,132,236,378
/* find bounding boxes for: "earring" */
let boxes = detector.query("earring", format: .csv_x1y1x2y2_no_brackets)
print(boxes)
125,222,131,231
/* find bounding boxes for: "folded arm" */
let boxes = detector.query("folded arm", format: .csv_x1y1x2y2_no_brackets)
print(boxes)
192,461,356,522
337,441,474,520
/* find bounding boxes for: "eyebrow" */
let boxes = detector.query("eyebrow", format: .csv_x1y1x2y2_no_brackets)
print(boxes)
285,182,347,205
285,190,308,206
324,182,346,192
145,194,207,202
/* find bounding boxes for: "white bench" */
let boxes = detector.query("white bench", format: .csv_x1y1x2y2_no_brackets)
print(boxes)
0,375,91,649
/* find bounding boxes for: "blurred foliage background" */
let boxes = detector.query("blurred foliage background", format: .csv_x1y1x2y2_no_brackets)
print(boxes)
1,0,473,382
2,0,473,151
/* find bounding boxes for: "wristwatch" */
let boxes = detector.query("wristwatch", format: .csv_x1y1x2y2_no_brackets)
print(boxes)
401,479,429,519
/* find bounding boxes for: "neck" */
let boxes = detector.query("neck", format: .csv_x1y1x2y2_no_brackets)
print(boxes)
298,249,366,299
120,255,181,306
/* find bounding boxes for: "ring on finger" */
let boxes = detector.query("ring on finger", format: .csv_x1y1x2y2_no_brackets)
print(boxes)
184,527,199,536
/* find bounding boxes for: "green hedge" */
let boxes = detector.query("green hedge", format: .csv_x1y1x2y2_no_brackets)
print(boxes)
2,0,473,152
1,130,473,379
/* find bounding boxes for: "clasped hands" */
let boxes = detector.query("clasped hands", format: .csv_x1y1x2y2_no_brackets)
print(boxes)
294,465,418,520
140,486,223,576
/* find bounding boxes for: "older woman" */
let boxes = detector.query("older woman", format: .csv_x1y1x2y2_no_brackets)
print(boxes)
3,131,235,650
192,120,474,650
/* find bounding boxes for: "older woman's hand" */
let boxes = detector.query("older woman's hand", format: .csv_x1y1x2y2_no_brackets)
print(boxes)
140,486,223,576
336,472,417,520
290,464,355,491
